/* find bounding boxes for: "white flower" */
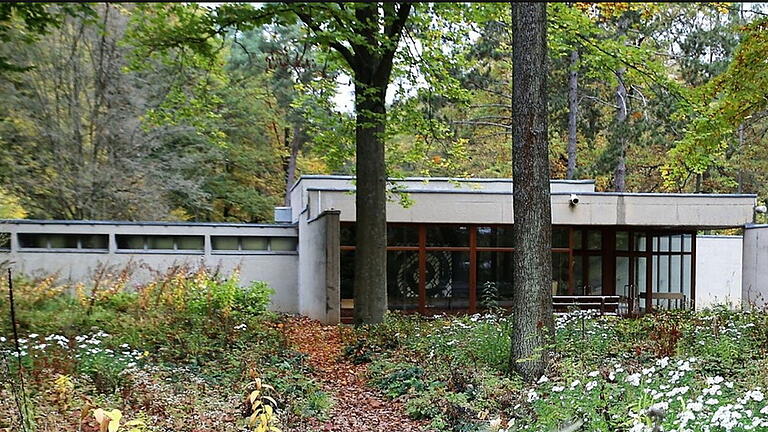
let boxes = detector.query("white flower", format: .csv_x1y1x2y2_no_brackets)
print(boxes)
489,418,502,429
746,390,765,402
527,389,539,402
586,381,598,391
570,380,581,389
705,398,719,405
537,375,549,384
687,402,704,412
760,405,768,415
588,370,600,377
626,373,641,386
552,385,565,393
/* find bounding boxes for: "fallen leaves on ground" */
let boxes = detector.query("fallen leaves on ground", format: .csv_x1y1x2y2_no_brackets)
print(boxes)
282,316,426,432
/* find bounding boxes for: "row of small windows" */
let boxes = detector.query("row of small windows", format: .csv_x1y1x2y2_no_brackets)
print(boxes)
2,233,296,252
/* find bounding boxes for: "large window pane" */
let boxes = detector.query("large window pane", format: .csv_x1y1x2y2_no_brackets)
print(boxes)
634,234,647,252
426,226,469,247
575,256,586,295
671,235,682,252
574,230,583,250
212,236,239,250
552,252,569,295
683,234,692,252
340,250,355,300
425,251,470,312
340,223,356,246
0,233,9,250
587,230,602,250
477,251,513,308
242,237,268,250
176,236,203,250
588,256,602,295
477,226,514,248
48,234,79,249
635,256,647,312
116,235,144,250
387,225,419,247
387,251,420,311
148,236,174,250
616,231,629,251
81,235,108,249
616,256,630,297
18,233,47,248
270,237,297,251
552,228,569,248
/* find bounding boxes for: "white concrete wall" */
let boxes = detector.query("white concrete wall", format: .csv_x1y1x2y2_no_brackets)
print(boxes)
695,235,743,309
0,221,299,313
302,188,755,228
743,225,768,309
297,211,340,323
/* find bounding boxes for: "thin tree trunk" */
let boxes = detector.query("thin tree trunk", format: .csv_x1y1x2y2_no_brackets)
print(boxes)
510,1,554,382
614,67,627,192
352,83,388,325
566,48,579,180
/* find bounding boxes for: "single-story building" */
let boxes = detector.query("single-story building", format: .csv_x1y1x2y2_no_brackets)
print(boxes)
2,175,767,323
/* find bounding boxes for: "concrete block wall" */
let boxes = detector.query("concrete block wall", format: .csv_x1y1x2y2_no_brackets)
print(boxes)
297,210,340,323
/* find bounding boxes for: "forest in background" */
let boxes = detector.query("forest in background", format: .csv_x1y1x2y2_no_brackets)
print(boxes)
1,2,767,223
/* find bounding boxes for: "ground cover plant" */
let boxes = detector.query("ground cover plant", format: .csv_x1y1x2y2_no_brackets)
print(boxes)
344,308,768,432
0,266,330,431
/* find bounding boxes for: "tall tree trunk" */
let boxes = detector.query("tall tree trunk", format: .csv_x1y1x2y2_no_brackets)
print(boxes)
613,18,629,192
613,67,628,192
510,1,554,381
566,48,579,180
353,81,388,325
284,123,303,206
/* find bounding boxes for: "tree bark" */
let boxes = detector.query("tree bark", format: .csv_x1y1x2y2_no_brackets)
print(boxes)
352,81,388,325
510,2,554,381
614,67,628,192
566,48,579,180
284,122,303,206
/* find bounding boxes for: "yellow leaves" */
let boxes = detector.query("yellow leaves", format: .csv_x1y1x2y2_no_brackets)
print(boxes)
93,408,146,432
245,376,281,432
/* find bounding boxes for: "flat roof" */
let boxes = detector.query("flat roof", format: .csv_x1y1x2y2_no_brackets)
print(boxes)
0,219,295,228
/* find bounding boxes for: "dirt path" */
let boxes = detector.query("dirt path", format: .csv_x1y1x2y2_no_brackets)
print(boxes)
282,316,426,432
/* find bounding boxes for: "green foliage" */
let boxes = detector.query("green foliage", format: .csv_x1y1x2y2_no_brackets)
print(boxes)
349,309,768,432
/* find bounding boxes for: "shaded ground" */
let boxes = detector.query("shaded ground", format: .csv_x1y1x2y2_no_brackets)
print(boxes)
283,316,426,432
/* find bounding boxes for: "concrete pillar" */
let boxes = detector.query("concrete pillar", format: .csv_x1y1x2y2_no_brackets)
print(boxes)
298,209,342,324
324,210,341,324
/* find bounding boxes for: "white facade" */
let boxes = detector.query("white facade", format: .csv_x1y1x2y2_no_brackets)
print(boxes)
2,175,766,322
695,236,743,308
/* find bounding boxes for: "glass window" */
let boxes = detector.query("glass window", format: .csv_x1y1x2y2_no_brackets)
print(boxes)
586,230,602,250
574,230,583,250
670,255,681,292
148,236,174,250
212,236,239,250
476,226,514,248
426,226,469,247
552,228,569,248
387,225,419,247
573,255,588,295
424,251,470,312
116,235,144,250
552,252,569,295
18,233,47,248
477,251,514,308
616,231,629,251
81,235,108,249
242,237,268,251
48,234,79,249
341,250,355,300
683,234,692,252
387,251,420,311
634,234,647,252
176,236,203,250
616,256,630,297
671,235,682,252
0,233,9,250
270,237,297,251
340,223,356,246
587,256,602,295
